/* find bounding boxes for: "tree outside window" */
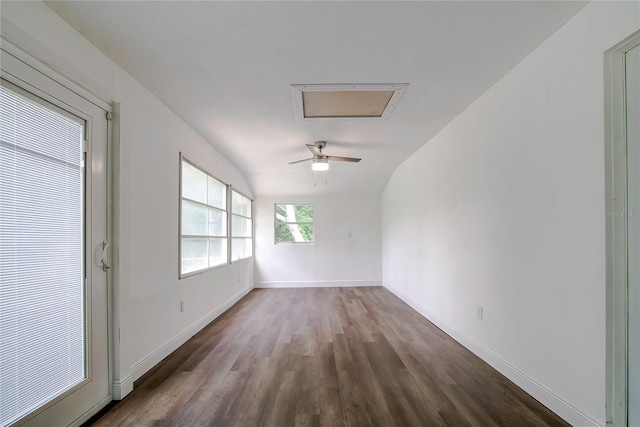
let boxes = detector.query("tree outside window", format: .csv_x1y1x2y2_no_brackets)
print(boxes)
275,204,313,243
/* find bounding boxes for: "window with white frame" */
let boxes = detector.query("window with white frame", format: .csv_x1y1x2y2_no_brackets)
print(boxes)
180,158,227,276
231,191,253,260
275,204,314,243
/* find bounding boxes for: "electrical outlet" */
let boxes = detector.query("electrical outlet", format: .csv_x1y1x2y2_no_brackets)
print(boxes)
180,300,184,312
478,306,484,320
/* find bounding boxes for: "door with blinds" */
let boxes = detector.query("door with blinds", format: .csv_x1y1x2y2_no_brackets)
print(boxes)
1,49,110,426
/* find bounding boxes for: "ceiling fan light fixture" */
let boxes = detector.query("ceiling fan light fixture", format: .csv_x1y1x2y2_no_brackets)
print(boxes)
312,158,329,171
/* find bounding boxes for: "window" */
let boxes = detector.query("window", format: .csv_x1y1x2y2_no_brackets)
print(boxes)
180,159,227,276
179,157,254,275
231,191,253,260
275,204,314,243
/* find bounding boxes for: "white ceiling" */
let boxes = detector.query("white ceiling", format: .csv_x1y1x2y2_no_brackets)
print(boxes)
47,1,587,197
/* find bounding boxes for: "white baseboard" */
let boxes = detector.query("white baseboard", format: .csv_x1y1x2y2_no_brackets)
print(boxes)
383,283,602,427
255,280,381,288
117,284,252,400
111,375,133,400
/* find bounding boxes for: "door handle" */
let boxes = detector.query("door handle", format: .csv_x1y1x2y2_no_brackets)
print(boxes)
101,241,111,271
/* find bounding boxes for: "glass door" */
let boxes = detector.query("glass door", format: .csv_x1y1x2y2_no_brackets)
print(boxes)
1,48,110,427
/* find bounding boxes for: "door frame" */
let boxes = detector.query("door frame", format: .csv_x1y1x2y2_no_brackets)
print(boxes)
0,30,115,426
605,30,640,427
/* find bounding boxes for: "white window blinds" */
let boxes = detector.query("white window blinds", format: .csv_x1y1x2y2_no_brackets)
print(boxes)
0,83,86,425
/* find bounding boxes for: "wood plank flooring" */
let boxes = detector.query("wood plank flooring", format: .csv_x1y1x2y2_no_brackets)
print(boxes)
89,287,569,426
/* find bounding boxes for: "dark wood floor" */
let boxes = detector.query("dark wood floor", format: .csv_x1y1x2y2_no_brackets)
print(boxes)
90,287,569,426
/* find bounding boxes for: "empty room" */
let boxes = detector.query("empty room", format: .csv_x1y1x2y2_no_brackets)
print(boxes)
0,1,638,426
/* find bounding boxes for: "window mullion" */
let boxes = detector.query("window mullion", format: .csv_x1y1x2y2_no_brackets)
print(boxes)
226,185,232,264
230,189,253,261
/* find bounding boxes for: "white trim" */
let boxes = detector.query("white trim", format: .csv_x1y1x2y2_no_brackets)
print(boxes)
255,280,381,289
69,394,113,427
111,375,133,401
122,285,252,399
110,102,124,403
0,20,111,112
383,283,602,427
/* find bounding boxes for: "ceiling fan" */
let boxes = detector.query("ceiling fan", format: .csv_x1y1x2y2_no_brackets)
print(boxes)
288,141,361,171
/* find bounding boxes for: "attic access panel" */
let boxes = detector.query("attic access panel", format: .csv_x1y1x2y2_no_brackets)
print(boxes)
291,84,408,120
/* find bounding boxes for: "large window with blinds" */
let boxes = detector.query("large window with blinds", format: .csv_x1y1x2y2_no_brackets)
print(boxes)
0,82,86,425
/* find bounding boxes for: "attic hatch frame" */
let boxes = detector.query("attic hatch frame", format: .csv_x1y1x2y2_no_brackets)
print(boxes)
291,83,408,120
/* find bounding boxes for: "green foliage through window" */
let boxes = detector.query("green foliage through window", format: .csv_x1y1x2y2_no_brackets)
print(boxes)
275,204,313,243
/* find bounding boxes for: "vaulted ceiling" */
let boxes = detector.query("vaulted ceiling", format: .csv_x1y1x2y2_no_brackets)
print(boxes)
47,1,587,196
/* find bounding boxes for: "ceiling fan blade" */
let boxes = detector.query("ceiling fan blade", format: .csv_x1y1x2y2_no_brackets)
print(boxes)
288,158,314,164
327,155,361,163
306,144,322,156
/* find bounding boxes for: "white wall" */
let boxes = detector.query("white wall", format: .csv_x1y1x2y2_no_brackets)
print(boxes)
381,2,639,426
255,195,381,287
1,1,254,398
